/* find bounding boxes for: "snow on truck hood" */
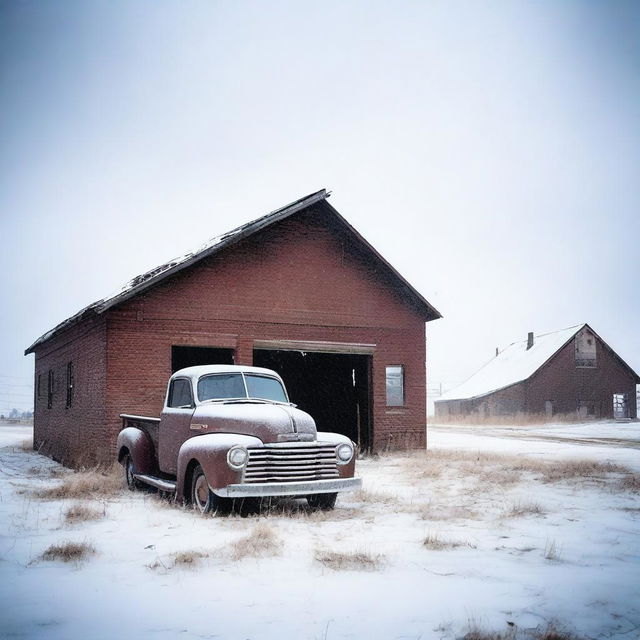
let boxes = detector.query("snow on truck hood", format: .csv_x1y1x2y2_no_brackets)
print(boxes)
191,402,317,443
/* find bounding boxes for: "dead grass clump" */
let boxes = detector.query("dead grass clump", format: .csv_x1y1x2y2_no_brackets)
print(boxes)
423,532,476,550
40,465,124,500
618,474,640,493
172,550,209,567
418,503,480,521
64,503,105,523
41,541,95,563
504,501,546,518
538,459,626,483
315,549,385,571
20,438,33,451
230,522,282,560
353,488,398,505
544,538,562,561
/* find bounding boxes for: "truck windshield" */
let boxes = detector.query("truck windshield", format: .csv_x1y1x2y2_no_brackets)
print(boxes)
197,373,288,403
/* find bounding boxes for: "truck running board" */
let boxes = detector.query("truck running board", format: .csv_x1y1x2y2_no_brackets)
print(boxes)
134,474,176,493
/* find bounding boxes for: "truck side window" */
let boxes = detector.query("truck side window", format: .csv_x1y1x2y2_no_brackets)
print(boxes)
168,379,194,408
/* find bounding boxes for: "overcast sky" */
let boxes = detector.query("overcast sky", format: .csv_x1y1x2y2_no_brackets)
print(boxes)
1,0,639,412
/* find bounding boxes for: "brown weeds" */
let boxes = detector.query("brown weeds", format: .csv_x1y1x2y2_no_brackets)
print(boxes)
39,465,124,500
314,549,385,571
171,550,209,567
41,541,95,563
423,532,476,550
504,502,546,518
230,522,282,560
64,503,105,523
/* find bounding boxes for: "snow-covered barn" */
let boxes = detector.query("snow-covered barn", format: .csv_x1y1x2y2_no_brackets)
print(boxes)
435,324,639,421
25,190,441,467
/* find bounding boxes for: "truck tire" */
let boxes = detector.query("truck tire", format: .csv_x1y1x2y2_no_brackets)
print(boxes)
123,453,144,491
191,465,230,515
307,492,337,511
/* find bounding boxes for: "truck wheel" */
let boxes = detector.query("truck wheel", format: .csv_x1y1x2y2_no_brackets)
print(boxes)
123,454,143,491
191,465,230,515
307,492,337,511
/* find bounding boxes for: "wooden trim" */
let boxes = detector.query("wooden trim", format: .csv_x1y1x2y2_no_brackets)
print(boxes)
253,339,376,355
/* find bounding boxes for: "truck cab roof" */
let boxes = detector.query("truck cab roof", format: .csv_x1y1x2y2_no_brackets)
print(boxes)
171,364,285,384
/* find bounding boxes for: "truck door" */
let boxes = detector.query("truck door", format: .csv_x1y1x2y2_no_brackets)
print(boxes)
159,377,196,475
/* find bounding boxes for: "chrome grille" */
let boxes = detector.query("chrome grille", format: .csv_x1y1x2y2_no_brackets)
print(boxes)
244,444,339,483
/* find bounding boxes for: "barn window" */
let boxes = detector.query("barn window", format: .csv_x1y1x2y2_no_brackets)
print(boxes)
66,362,74,408
575,328,597,368
613,393,629,419
47,370,54,409
168,378,194,408
37,374,41,401
386,365,404,406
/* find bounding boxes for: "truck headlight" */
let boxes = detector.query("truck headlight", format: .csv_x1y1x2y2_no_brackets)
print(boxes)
227,446,248,470
335,443,354,464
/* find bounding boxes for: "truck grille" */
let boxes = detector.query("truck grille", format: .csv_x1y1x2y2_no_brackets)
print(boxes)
244,444,339,483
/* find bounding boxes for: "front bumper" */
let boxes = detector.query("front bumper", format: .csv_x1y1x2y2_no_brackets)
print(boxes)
214,477,362,498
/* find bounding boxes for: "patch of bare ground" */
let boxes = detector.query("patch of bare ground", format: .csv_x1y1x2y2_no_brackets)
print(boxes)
503,501,546,518
40,541,95,563
39,465,124,500
314,549,385,571
423,532,476,550
64,503,105,524
230,522,282,560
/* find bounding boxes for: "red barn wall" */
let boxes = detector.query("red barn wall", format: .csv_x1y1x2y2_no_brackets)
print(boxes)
35,206,428,466
32,317,108,466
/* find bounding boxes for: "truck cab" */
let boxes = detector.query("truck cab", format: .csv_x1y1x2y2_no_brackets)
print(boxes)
117,365,361,513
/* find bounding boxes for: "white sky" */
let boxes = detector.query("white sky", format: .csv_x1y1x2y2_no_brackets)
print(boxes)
1,1,639,411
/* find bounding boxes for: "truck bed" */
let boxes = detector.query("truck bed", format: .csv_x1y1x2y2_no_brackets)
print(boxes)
120,414,160,454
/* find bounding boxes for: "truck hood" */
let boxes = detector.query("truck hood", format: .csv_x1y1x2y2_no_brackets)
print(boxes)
191,402,317,444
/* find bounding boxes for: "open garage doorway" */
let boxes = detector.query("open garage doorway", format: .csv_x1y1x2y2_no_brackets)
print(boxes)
171,346,234,373
253,349,372,450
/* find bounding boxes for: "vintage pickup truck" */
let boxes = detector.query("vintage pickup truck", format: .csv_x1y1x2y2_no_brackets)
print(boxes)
116,364,361,513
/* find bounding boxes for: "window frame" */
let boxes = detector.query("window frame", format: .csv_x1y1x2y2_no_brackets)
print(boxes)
65,362,74,409
385,365,405,407
47,370,54,409
167,377,195,409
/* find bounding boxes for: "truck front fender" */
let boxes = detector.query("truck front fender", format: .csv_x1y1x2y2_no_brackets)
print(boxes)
176,433,263,503
116,427,156,476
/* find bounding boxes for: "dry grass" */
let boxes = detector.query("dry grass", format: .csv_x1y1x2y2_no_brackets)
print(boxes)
353,488,398,505
504,501,546,518
64,503,105,523
20,438,33,451
544,538,562,561
230,522,282,560
423,532,476,550
403,449,629,489
464,621,585,640
417,503,480,521
39,465,124,500
41,540,95,563
314,549,385,571
619,473,640,493
171,550,209,567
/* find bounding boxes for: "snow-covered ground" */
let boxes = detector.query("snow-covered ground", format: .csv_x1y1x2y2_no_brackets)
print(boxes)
1,421,638,640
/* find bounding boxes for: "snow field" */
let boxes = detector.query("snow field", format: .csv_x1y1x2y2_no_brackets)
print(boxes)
0,423,638,640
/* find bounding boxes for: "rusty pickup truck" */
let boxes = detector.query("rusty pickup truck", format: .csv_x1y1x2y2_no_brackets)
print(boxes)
116,365,361,513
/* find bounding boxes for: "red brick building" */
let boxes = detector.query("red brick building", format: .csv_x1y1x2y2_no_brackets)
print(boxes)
434,324,639,421
26,190,441,466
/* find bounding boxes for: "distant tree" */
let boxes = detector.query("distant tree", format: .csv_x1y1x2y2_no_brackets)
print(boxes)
9,408,19,419
0,414,4,420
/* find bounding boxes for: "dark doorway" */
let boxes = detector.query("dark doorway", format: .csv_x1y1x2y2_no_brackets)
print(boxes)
253,349,372,450
171,346,235,373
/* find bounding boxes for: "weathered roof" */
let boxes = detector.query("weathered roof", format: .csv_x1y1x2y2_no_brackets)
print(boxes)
26,189,441,354
436,323,640,403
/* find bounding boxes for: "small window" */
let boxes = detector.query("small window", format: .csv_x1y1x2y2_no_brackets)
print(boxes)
37,374,41,400
386,365,405,406
613,393,629,419
47,370,54,409
66,362,74,408
575,328,597,368
168,378,194,408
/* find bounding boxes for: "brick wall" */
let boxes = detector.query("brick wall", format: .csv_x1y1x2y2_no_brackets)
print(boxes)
33,317,107,466
35,206,430,465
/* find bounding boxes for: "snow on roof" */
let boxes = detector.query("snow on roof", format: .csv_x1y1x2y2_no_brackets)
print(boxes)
437,324,585,402
25,189,441,355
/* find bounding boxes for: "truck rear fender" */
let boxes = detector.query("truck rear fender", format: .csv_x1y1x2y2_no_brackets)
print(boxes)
176,433,263,502
116,427,156,476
